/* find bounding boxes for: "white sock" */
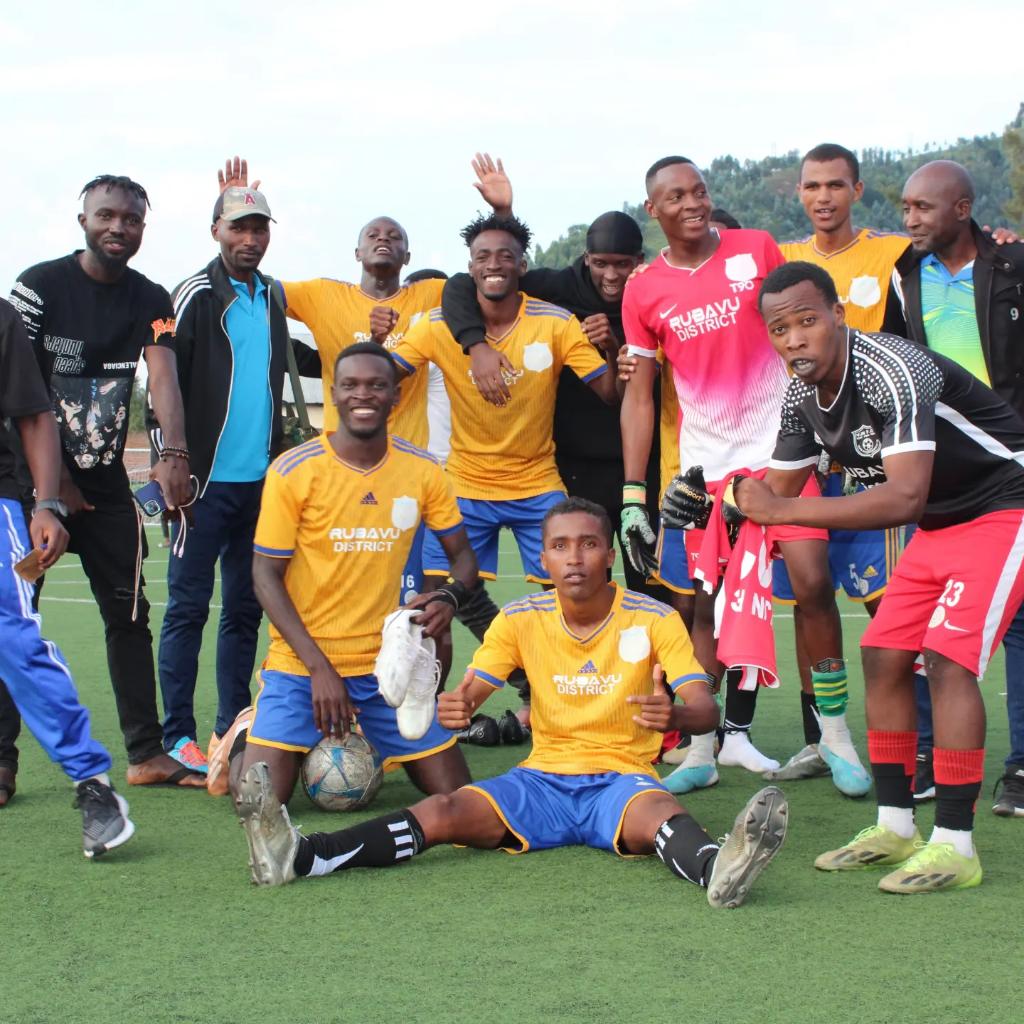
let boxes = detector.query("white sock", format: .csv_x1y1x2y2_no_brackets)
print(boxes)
877,805,915,838
681,731,716,767
930,826,974,858
78,772,111,787
718,732,781,772
819,713,862,762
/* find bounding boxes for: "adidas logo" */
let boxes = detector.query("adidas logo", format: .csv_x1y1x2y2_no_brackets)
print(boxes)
360,492,378,506
578,660,598,674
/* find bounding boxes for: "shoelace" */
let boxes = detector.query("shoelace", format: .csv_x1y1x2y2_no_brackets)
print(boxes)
175,740,207,768
900,841,955,869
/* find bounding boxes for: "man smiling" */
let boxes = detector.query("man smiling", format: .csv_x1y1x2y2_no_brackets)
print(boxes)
236,496,788,909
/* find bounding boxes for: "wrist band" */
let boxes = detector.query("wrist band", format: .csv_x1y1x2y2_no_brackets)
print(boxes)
425,578,470,611
622,481,647,505
160,446,190,461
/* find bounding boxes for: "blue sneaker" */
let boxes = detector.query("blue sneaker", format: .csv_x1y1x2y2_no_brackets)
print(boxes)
819,742,870,797
169,737,209,776
662,762,718,794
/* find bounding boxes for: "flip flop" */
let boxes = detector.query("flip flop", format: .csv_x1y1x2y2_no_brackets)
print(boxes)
125,759,206,788
0,767,16,807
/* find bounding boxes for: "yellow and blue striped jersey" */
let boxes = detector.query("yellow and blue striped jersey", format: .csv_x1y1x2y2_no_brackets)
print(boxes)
391,294,608,500
254,434,461,676
279,277,444,446
470,584,705,776
780,228,910,332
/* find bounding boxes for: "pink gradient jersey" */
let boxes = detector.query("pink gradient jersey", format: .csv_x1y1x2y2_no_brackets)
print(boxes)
623,229,788,481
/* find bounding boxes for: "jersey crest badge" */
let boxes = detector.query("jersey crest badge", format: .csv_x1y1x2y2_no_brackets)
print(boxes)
390,496,419,531
617,626,650,664
724,254,757,284
522,342,553,372
851,425,881,458
847,275,881,307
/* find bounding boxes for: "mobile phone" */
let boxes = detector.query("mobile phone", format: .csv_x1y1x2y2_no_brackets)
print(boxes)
133,480,168,518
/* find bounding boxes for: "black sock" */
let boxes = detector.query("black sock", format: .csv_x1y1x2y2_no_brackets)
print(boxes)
228,727,249,765
294,809,426,877
655,813,720,887
801,691,822,745
934,782,982,832
724,669,758,733
872,762,914,810
454,583,501,640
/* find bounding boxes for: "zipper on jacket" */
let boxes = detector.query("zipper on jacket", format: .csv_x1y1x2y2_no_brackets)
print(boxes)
204,297,237,499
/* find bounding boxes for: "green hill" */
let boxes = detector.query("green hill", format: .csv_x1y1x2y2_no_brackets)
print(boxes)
534,108,1024,267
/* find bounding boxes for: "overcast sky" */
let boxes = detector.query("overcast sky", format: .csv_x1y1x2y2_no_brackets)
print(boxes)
2,1,1021,297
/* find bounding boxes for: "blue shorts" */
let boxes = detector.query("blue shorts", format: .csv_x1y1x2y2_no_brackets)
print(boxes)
423,491,566,583
652,527,696,595
465,767,669,855
773,475,903,603
249,669,456,768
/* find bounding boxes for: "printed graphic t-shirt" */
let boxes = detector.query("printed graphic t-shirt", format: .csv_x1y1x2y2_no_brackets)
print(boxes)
9,253,175,494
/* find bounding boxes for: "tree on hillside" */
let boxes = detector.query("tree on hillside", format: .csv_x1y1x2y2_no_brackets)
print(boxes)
1003,103,1024,223
533,116,1021,268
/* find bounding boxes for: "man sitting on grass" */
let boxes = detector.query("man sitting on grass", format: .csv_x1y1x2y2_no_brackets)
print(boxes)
236,497,789,909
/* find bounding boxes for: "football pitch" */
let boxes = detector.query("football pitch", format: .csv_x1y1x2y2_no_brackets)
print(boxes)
2,534,1016,1024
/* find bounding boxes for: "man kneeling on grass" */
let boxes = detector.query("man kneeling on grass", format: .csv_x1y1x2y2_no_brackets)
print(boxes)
237,497,788,909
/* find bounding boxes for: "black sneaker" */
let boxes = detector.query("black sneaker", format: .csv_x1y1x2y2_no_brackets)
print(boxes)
992,767,1024,818
455,714,500,747
496,710,530,745
73,778,135,858
913,749,935,803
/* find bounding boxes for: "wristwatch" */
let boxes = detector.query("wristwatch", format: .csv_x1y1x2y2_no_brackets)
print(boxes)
32,497,69,518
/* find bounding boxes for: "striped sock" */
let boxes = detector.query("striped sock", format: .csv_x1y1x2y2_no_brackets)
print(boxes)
868,730,917,834
811,658,848,717
933,747,985,834
296,809,425,877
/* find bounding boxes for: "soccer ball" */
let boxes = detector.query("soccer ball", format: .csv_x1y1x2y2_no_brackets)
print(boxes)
301,733,383,812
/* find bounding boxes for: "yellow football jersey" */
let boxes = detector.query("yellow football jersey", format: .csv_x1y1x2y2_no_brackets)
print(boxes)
392,295,608,500
280,277,444,445
780,228,910,332
470,584,705,777
254,434,461,676
658,354,680,499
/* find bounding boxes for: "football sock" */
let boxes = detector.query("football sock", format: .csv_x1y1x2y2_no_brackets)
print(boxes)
869,729,916,837
801,690,822,745
228,728,248,765
454,583,501,640
682,730,717,766
933,747,984,841
930,826,975,858
295,809,425,877
654,813,720,887
723,669,757,733
811,658,848,717
877,805,916,839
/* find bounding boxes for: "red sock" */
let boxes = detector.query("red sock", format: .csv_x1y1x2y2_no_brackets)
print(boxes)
867,730,917,776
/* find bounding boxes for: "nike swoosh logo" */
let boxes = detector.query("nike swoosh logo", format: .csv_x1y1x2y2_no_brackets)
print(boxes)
942,621,969,633
659,304,677,319
319,843,365,871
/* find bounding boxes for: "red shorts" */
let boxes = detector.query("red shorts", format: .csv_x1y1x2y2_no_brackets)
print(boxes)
683,468,828,569
861,509,1024,676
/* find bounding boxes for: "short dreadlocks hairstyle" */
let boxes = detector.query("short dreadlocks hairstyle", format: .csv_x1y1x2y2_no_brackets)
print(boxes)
460,212,532,255
79,175,151,209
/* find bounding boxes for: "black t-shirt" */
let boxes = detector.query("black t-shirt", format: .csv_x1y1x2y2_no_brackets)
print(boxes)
770,329,1024,530
9,253,174,494
0,299,53,502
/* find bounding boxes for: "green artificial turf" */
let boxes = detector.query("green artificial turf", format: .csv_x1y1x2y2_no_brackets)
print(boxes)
1,533,1016,1024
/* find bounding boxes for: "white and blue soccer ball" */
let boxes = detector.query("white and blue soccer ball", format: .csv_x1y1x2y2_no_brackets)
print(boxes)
301,733,383,812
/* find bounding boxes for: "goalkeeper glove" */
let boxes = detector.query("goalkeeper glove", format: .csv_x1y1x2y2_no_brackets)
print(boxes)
662,466,747,545
620,482,659,576
661,465,714,530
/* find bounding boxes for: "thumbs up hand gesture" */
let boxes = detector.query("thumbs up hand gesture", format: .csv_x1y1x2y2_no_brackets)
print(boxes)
626,663,674,732
438,668,477,730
